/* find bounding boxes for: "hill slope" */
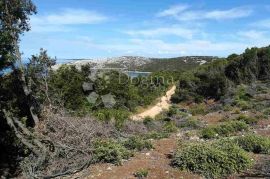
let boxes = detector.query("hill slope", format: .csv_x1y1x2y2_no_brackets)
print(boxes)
52,56,218,72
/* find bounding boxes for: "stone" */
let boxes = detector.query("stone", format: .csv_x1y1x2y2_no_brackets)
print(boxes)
82,82,94,91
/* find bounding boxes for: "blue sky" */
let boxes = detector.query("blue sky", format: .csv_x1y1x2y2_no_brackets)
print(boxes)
21,0,270,60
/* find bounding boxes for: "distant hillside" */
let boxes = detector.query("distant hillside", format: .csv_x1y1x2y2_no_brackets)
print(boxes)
52,56,219,72
139,56,218,72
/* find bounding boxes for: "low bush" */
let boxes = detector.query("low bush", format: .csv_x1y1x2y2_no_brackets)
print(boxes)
134,169,149,178
143,131,170,139
93,140,133,165
201,121,249,139
200,127,217,139
143,116,153,126
172,141,252,178
123,136,153,151
235,100,252,110
167,106,178,117
263,107,270,116
180,117,201,129
163,121,178,133
234,134,270,154
189,103,207,115
234,114,258,125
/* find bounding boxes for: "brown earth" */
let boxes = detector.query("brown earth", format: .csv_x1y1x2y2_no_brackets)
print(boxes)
131,85,176,121
68,134,201,179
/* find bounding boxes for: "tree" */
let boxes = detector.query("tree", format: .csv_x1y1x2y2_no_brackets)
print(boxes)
0,0,39,125
26,49,56,109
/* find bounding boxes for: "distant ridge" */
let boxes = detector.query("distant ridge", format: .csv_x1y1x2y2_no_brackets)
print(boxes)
52,56,219,72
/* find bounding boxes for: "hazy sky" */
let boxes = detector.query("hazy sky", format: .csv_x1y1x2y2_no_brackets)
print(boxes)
21,0,270,60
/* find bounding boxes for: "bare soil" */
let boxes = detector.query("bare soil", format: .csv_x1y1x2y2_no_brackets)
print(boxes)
69,134,201,179
131,85,176,121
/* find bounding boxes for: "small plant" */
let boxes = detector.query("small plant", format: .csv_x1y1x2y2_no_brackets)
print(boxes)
123,136,153,151
144,131,170,139
134,169,149,178
143,116,153,126
93,140,133,165
223,104,233,111
201,121,249,139
180,117,201,129
234,114,258,125
163,121,178,133
263,108,270,116
234,134,270,154
201,126,217,139
171,141,252,178
235,100,252,110
189,103,207,115
167,106,178,117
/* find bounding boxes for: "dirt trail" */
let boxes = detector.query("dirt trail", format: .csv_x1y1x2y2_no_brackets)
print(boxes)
72,134,201,179
131,85,176,121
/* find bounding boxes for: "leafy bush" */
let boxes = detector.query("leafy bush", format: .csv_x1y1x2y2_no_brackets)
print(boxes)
167,106,178,117
180,117,201,129
94,109,130,128
134,169,149,178
263,108,270,116
143,116,153,126
234,114,258,125
189,103,207,115
143,131,170,140
234,134,270,154
200,127,217,139
201,121,249,139
93,140,133,165
234,100,252,110
172,141,252,178
163,121,178,133
123,136,153,151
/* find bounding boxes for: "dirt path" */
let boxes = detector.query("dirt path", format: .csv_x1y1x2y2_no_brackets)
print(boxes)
71,134,201,179
131,85,176,121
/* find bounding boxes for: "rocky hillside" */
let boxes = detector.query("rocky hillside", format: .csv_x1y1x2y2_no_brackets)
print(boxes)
52,56,218,72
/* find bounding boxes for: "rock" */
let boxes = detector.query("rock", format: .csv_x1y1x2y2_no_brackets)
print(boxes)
176,132,182,137
189,136,200,141
82,82,94,91
107,167,112,171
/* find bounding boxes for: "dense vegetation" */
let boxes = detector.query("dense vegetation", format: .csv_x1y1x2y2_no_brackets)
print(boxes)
172,46,270,103
138,56,217,72
172,140,252,178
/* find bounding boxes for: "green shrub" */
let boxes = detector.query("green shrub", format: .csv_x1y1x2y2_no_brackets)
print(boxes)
134,169,149,178
172,141,252,178
263,108,270,116
189,103,207,115
163,121,178,133
144,131,170,140
234,134,270,154
94,109,130,129
201,121,249,139
235,100,252,110
201,127,217,139
143,116,153,126
223,104,233,111
167,106,178,117
234,114,258,125
180,117,201,129
93,140,133,165
123,136,153,151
